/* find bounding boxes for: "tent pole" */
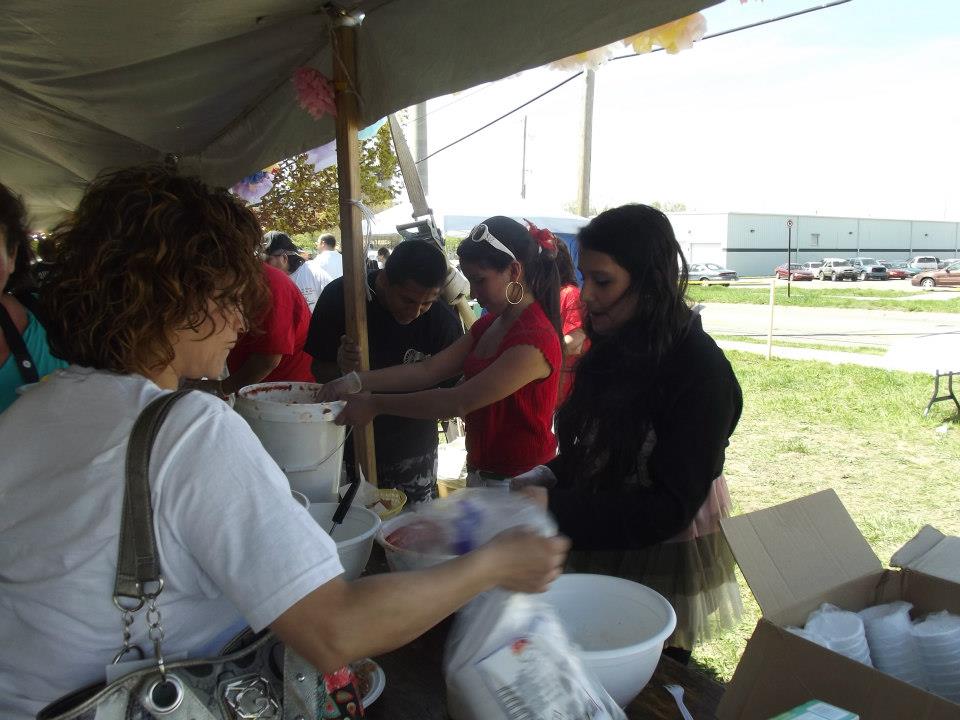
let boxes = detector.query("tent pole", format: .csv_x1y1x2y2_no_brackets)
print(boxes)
333,17,378,487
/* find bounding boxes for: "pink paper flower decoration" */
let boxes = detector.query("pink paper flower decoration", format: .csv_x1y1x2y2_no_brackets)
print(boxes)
293,67,337,120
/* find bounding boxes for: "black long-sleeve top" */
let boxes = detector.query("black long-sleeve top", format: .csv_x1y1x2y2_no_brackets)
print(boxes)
546,316,742,551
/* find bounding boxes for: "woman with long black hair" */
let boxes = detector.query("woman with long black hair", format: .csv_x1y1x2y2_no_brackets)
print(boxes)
514,204,743,658
321,216,563,483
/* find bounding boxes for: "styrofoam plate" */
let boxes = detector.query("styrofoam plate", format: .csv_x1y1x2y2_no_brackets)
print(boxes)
352,658,386,708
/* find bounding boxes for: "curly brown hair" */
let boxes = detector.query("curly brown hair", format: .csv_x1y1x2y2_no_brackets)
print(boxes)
42,165,270,374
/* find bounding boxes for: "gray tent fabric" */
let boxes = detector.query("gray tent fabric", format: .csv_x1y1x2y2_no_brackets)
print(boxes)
2,0,717,228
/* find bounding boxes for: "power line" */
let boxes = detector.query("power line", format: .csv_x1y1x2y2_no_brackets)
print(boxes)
415,0,853,165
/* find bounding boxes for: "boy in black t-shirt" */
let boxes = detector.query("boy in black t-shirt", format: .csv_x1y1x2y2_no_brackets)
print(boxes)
305,240,462,503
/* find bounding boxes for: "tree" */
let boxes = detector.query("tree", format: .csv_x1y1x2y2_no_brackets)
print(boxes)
253,123,400,235
651,200,687,212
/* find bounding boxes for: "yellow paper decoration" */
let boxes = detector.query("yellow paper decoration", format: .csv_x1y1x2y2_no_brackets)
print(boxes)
548,45,615,72
626,12,707,55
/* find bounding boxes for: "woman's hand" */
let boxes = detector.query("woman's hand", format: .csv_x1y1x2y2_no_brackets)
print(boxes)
516,486,549,510
333,391,378,426
509,465,557,491
317,371,362,402
476,529,569,593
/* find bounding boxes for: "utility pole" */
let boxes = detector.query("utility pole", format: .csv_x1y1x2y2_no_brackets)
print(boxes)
577,68,596,217
521,115,528,199
414,101,428,195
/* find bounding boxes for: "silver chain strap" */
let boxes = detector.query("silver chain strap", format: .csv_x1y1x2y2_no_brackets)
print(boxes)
112,603,144,664
146,595,167,677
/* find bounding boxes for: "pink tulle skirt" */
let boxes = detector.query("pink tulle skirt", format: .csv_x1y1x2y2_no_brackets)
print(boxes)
566,475,742,650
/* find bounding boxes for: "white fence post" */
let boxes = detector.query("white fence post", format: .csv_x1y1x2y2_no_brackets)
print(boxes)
767,279,776,360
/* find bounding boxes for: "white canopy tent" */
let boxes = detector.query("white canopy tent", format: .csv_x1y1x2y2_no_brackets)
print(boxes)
370,201,590,238
2,0,717,228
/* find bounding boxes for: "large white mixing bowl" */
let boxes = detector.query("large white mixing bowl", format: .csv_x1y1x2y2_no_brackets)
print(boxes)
542,574,677,707
308,503,381,580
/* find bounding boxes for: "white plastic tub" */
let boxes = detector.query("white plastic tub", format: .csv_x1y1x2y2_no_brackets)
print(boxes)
234,382,345,502
308,503,381,581
376,512,457,572
542,574,677,707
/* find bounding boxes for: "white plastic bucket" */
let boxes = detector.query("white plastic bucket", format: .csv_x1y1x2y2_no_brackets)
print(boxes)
235,382,345,502
308,503,382,581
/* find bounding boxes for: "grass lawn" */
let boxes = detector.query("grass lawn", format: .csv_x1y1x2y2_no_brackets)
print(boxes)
688,284,960,313
691,351,960,681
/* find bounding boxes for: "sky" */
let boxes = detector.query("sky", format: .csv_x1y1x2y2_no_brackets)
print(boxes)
397,0,960,222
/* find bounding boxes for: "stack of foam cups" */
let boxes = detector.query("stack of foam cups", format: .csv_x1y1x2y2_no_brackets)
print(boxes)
805,604,872,667
912,612,960,702
859,602,924,688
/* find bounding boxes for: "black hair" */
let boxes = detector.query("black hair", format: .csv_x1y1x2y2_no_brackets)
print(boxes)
319,234,337,249
377,246,391,259
264,230,305,272
555,204,692,490
384,239,447,289
555,238,578,287
0,182,36,294
456,216,561,337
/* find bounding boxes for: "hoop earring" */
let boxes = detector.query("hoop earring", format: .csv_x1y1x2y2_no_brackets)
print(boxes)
505,281,524,305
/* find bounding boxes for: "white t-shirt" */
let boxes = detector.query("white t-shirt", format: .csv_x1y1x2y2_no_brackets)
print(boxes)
0,367,343,719
291,261,333,313
311,250,343,280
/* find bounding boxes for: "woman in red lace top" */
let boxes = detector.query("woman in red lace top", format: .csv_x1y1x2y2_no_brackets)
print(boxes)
322,217,562,481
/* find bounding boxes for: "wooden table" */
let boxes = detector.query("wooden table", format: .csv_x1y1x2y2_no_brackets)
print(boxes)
365,609,723,719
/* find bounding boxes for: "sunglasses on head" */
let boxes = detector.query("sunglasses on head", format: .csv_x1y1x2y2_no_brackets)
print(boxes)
469,223,517,261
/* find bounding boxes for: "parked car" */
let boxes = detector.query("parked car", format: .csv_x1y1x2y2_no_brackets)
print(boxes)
847,257,888,281
907,256,941,271
799,261,823,275
818,258,857,281
688,263,738,281
937,258,960,269
911,261,960,288
879,261,910,279
774,263,814,280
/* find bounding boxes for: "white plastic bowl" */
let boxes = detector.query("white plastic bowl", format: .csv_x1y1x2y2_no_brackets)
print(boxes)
376,512,456,572
308,503,381,580
541,574,677,707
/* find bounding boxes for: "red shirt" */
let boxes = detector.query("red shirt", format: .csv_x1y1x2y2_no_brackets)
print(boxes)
462,302,561,476
228,264,314,384
558,284,589,405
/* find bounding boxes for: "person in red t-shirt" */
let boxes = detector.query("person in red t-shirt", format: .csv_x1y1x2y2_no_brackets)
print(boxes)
196,263,313,396
318,217,563,481
555,240,587,407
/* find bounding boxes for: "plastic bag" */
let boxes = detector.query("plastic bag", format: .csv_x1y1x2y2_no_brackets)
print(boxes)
430,490,625,720
445,591,626,720
384,488,556,556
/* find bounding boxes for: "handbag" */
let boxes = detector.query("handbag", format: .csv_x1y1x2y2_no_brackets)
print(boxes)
37,390,364,720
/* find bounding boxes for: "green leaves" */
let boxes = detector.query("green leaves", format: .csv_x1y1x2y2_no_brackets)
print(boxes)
253,124,399,235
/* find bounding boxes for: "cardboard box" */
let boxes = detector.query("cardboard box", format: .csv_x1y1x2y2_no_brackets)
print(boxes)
717,489,960,719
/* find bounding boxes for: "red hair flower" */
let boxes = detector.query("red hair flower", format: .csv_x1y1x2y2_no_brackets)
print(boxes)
524,218,559,257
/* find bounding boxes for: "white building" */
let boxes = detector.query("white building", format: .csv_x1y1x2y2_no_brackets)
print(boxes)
666,212,960,277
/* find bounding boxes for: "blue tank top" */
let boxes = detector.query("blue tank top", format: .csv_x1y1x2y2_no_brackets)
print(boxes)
0,309,67,413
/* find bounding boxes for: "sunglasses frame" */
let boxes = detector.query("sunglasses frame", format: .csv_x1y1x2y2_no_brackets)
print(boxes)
469,223,517,261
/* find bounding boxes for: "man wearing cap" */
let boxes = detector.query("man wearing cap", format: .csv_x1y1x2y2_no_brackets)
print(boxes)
310,233,343,280
264,230,332,313
306,240,461,503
